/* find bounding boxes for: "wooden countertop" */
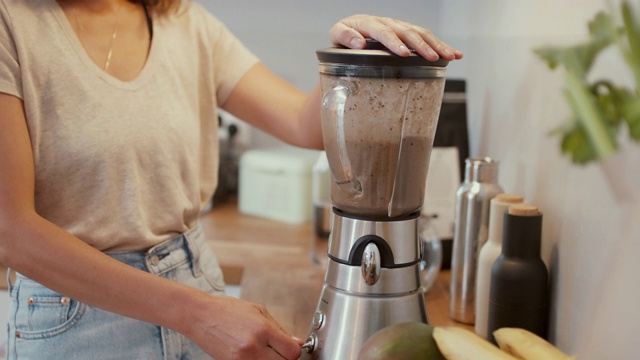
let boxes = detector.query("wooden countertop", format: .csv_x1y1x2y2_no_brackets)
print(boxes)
201,199,473,337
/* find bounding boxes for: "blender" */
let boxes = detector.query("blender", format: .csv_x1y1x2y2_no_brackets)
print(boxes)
300,40,447,359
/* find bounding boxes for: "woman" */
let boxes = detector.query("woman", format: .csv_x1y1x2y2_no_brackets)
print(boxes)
0,0,462,359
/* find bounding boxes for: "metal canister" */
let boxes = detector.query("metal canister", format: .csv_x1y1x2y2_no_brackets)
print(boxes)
450,157,503,324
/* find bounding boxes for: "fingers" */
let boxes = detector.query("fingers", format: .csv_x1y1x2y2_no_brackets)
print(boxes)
292,335,305,346
255,304,302,360
330,16,411,56
380,18,459,61
267,335,302,360
329,14,463,61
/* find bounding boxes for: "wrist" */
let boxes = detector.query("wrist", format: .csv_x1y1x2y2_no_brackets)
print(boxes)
156,282,214,337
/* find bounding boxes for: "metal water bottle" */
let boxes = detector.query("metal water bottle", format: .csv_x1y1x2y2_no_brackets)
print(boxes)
450,157,503,324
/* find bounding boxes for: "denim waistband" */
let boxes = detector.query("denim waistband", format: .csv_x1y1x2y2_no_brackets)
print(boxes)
11,224,205,285
143,224,204,277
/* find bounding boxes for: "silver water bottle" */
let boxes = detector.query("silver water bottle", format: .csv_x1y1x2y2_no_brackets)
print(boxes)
450,157,503,324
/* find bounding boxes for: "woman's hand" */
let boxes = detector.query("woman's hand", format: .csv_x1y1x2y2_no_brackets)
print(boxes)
186,295,302,360
329,14,463,61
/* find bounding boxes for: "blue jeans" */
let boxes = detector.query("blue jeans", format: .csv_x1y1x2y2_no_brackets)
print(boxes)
6,224,225,359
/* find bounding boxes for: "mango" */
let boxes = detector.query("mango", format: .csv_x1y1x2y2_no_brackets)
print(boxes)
358,322,445,360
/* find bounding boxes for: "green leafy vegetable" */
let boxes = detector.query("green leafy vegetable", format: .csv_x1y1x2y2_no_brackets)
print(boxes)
534,1,640,164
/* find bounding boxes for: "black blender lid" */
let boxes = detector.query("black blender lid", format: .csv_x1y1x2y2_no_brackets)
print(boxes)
316,39,449,67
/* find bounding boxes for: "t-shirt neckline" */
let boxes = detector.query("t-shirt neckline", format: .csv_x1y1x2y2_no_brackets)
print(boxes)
49,0,157,90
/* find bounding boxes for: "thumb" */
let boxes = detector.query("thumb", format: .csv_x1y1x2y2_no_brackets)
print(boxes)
266,324,302,360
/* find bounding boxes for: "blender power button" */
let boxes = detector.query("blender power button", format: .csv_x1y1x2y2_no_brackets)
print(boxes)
312,311,325,329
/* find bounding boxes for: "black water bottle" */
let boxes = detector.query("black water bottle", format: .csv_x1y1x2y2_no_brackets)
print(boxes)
487,203,549,344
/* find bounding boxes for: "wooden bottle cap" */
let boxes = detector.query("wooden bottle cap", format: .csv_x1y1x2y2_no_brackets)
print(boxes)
508,203,539,216
493,193,524,204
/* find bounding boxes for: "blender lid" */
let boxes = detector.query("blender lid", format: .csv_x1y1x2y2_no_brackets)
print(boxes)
316,39,449,67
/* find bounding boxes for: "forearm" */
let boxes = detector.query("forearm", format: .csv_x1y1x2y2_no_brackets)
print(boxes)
0,213,206,336
295,83,323,150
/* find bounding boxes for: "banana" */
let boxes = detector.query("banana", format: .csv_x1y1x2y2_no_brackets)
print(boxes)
493,328,574,360
433,326,518,360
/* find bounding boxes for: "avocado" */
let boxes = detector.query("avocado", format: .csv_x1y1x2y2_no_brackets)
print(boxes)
358,322,445,360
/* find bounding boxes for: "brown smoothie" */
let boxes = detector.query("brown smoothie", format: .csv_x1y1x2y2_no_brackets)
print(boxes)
321,75,445,218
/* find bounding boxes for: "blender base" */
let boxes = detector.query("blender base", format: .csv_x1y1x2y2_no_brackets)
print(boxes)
300,283,428,359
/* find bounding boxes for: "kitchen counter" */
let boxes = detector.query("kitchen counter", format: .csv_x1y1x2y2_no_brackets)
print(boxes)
200,199,473,337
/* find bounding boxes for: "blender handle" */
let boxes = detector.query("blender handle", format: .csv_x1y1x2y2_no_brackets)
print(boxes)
321,81,362,197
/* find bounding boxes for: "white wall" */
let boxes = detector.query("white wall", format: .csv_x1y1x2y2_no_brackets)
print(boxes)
201,1,640,358
437,2,639,358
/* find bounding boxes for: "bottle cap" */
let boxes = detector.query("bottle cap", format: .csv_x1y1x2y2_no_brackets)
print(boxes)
508,203,539,216
464,157,500,183
493,193,524,205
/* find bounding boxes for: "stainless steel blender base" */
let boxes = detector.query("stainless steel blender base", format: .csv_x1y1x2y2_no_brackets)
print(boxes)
300,277,428,359
300,211,427,359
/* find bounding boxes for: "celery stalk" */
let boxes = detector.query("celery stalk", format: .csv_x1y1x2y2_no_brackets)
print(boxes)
565,71,617,159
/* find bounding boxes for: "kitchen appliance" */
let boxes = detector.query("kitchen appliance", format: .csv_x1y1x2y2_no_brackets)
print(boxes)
311,151,332,239
421,146,462,266
211,115,242,208
300,40,447,359
238,146,319,224
430,79,469,269
310,151,332,268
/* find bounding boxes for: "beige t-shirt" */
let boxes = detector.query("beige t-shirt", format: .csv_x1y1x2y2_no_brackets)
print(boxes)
0,0,259,251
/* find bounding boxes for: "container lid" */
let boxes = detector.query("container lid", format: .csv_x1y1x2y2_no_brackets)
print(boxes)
316,39,449,68
464,157,500,183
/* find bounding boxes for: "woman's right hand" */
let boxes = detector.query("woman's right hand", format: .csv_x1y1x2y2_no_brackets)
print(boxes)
183,294,302,360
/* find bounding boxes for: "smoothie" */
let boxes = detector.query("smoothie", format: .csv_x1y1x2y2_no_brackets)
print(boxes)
321,75,445,217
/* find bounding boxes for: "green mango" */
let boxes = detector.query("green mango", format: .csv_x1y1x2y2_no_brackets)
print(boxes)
358,322,445,360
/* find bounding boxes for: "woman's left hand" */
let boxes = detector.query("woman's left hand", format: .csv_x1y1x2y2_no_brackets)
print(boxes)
329,14,463,61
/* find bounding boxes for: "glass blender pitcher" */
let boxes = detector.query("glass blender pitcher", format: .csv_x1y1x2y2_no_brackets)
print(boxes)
319,40,447,218
301,41,448,359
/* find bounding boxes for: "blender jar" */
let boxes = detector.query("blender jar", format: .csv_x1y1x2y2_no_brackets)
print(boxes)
317,41,447,218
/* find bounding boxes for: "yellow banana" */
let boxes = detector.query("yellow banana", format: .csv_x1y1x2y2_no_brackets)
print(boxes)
493,328,574,360
433,326,518,360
